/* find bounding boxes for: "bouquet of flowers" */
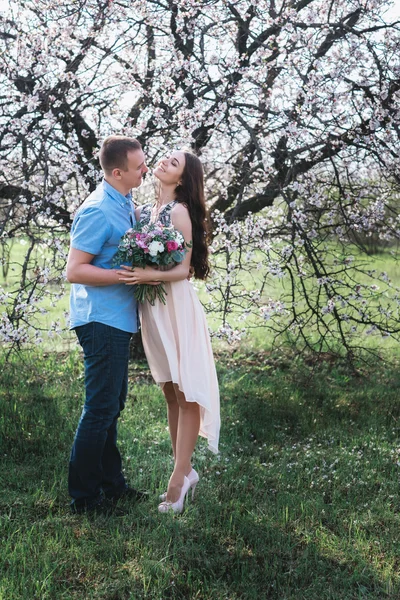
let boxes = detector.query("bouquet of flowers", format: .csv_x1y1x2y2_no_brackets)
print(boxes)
112,221,191,305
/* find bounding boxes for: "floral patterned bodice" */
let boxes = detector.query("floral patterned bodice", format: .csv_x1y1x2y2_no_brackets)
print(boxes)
139,201,178,227
139,201,180,274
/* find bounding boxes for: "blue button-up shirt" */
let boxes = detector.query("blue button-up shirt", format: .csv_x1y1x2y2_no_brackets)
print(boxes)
69,180,139,333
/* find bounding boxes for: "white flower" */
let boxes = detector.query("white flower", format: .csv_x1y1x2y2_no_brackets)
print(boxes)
148,241,164,256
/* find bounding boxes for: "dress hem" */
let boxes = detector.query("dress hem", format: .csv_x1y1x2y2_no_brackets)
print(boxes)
158,379,219,454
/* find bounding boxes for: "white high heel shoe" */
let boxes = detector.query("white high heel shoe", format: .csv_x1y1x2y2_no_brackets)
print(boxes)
158,476,191,514
159,468,199,502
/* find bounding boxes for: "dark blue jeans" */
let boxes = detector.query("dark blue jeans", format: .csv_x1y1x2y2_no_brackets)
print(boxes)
69,322,132,509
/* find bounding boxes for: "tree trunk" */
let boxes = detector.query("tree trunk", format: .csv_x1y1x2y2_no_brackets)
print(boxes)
129,330,146,361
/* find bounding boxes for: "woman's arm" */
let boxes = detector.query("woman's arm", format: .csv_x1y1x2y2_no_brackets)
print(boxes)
134,206,143,222
117,204,193,285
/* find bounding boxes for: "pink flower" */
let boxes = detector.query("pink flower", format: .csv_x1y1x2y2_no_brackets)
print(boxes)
166,241,179,252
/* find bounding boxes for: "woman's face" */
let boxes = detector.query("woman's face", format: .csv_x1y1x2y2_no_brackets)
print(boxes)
153,151,185,187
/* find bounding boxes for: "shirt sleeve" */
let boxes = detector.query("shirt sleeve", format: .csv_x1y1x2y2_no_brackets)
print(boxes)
70,206,112,255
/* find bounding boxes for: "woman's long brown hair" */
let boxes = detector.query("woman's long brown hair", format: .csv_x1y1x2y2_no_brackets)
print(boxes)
175,152,210,280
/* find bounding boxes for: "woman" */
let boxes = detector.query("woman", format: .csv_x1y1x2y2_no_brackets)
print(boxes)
117,150,220,513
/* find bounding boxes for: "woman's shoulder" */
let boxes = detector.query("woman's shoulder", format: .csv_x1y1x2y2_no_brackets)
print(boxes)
171,201,190,217
170,202,192,235
136,203,151,220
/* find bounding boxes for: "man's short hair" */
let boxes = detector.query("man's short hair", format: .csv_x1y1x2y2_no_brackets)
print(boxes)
99,136,142,174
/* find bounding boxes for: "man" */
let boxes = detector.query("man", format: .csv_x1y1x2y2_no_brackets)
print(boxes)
66,135,148,514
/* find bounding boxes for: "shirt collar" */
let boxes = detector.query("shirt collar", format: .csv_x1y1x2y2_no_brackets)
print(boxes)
102,179,132,208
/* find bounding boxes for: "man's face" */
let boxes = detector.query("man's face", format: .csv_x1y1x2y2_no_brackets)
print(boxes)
119,149,148,190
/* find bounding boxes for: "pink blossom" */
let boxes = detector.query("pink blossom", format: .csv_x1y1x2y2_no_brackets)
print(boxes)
166,241,179,252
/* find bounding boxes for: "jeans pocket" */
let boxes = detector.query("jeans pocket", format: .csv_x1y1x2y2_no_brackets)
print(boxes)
75,323,95,356
90,322,112,358
76,322,110,358
76,322,130,359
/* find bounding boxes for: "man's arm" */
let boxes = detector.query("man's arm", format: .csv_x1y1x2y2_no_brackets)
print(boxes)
66,248,121,286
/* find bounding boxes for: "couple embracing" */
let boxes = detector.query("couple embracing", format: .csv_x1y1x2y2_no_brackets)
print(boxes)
66,135,220,515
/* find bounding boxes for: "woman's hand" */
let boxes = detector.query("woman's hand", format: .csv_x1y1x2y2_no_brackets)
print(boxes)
116,265,161,286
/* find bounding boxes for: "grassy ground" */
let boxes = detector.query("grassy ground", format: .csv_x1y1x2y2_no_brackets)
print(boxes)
1,348,400,599
2,237,399,355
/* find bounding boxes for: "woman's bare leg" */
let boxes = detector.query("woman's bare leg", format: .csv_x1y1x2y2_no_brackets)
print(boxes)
162,382,179,461
166,384,200,503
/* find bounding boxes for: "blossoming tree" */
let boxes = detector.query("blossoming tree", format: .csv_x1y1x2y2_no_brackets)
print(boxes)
1,0,399,358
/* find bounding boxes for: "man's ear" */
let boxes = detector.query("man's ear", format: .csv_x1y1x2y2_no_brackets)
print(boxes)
112,168,122,180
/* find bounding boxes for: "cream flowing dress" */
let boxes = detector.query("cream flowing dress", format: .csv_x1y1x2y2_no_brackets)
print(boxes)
139,201,220,454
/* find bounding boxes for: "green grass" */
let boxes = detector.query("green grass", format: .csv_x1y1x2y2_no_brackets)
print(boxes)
0,237,72,351
203,245,400,355
1,348,400,599
2,236,400,355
